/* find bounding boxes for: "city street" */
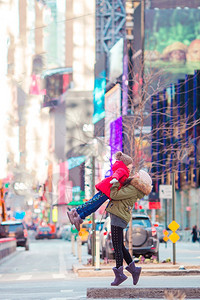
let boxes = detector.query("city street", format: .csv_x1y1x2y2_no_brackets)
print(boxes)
1,1,200,299
0,238,199,299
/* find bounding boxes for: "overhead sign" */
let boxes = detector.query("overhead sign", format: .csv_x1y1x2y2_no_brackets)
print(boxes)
159,185,172,199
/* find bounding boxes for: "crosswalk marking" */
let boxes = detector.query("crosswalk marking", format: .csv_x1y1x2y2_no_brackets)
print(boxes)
0,273,76,281
17,275,32,280
60,289,73,293
50,298,70,300
50,298,85,300
52,274,66,279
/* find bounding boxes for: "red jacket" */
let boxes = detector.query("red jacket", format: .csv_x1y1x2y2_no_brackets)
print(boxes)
95,161,130,198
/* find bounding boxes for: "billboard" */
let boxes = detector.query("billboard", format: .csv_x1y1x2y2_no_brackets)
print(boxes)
145,8,200,86
93,54,106,124
110,117,123,166
42,68,73,108
104,84,121,146
109,38,124,83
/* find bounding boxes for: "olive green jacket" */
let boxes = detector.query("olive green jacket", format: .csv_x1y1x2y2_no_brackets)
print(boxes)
106,178,152,224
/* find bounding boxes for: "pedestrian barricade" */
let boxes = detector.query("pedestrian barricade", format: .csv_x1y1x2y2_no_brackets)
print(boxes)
0,238,16,260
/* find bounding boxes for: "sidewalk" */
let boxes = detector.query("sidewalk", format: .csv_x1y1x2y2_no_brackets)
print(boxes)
70,242,200,299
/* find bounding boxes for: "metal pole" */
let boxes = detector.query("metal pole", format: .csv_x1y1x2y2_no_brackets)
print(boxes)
165,199,167,248
77,235,82,263
172,172,176,265
91,156,96,266
71,233,75,256
95,230,100,270
141,0,145,86
128,218,133,257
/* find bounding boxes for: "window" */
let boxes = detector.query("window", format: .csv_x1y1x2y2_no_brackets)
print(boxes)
132,218,151,228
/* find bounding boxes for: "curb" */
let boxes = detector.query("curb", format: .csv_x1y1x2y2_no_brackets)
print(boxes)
87,287,200,299
76,268,200,277
73,264,200,277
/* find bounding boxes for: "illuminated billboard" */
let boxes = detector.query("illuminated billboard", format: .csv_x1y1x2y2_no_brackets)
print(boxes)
93,53,106,124
105,84,121,146
110,117,123,164
109,38,124,83
145,8,200,85
93,70,106,124
42,68,73,108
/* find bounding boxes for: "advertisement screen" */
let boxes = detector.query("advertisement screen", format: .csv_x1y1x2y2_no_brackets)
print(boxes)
145,8,200,86
105,84,121,146
109,38,124,83
93,70,106,124
110,117,123,165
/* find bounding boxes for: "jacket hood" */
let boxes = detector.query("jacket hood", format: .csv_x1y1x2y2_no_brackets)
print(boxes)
112,160,129,173
130,177,152,196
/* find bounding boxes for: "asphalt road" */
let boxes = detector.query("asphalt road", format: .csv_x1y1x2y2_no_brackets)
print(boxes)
0,237,199,300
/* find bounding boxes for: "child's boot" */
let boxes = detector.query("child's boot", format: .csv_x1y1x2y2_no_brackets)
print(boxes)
125,261,141,285
111,266,128,286
67,208,78,225
74,215,83,231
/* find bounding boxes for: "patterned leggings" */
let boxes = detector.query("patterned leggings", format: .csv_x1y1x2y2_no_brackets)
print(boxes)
111,225,132,269
76,192,108,219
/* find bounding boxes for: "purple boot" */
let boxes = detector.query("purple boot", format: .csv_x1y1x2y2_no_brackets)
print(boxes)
111,266,128,286
125,261,141,285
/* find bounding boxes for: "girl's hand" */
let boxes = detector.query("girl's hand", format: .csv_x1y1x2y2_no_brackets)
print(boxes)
110,178,118,184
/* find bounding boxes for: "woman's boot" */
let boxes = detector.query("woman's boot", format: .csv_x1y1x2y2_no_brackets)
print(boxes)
125,261,141,285
111,266,128,286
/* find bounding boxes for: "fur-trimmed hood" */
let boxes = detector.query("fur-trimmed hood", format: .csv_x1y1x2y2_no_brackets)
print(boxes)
130,177,152,196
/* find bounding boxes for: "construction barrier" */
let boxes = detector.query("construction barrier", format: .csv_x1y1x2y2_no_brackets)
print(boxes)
0,238,16,261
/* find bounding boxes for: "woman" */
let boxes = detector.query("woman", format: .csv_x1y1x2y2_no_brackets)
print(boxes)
67,151,133,230
106,170,152,286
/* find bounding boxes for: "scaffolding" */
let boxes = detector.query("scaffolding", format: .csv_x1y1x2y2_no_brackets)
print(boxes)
95,0,126,60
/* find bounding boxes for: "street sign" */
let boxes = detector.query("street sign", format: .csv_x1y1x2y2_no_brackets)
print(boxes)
159,185,172,199
163,229,169,242
169,232,180,243
168,220,180,244
163,221,180,243
168,220,180,232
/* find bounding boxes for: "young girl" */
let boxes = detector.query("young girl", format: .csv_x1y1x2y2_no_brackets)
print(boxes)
106,169,152,286
67,151,133,231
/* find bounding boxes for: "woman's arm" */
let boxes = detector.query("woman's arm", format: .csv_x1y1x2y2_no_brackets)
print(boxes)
110,183,135,200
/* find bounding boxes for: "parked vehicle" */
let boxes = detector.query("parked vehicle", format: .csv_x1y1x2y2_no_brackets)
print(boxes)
0,220,29,250
60,225,71,241
125,213,159,259
99,217,114,259
153,222,165,242
79,221,90,245
87,220,105,255
35,225,52,240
